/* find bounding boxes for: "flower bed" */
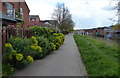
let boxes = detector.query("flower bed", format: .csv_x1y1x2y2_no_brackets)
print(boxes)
2,26,65,77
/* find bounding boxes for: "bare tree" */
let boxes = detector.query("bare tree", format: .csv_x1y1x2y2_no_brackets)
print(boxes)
109,0,120,24
52,3,75,31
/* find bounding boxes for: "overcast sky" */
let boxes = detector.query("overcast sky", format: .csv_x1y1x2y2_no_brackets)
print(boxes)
26,0,118,29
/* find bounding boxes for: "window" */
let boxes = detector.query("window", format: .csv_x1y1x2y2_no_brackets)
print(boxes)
32,19,35,21
20,8,23,19
6,3,14,18
20,8,23,13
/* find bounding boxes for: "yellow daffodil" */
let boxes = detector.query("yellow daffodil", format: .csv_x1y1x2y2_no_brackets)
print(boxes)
16,53,23,61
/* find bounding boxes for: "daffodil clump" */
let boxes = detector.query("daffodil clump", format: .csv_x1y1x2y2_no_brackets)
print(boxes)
50,33,65,51
56,33,64,44
5,43,17,60
27,55,34,63
52,33,65,45
51,43,56,51
31,36,38,46
5,43,12,49
31,36,42,53
49,30,54,33
16,53,23,61
58,33,65,37
37,46,42,52
56,36,63,45
56,43,60,49
53,33,58,36
31,45,42,52
31,45,37,50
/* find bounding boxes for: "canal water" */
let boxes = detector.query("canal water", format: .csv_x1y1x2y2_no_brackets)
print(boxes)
91,36,120,45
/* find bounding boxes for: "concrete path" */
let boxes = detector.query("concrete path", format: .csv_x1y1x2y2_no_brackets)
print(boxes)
14,35,87,76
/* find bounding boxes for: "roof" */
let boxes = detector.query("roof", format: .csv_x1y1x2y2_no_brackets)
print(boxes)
24,1,30,12
0,11,16,22
40,20,57,24
30,15,39,19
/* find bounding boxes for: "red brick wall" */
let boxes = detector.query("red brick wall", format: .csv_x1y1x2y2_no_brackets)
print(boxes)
2,2,7,14
1,2,30,28
21,2,30,28
97,29,104,34
12,2,30,28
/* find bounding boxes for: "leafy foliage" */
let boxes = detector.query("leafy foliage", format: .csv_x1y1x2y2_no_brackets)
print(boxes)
29,26,51,38
2,26,65,77
112,24,120,30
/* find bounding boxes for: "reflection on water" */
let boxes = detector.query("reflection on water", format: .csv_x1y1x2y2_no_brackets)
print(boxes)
91,36,120,45
104,38,110,41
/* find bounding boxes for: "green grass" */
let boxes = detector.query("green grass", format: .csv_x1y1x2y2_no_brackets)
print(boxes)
74,34,119,76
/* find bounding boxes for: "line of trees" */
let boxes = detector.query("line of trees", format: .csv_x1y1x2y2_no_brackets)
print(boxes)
52,3,75,31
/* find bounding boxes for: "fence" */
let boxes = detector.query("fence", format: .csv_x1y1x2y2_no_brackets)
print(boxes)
2,27,33,52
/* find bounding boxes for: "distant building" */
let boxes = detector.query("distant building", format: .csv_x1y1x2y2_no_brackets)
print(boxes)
29,15,43,27
40,20,58,30
29,15,40,22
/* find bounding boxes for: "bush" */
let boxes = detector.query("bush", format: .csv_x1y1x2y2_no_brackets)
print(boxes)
2,26,65,77
2,41,34,77
2,63,14,77
2,36,43,76
7,36,43,59
7,37,33,56
36,36,53,58
29,26,51,38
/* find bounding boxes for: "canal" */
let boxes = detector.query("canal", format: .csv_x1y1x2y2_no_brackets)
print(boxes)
90,36,120,46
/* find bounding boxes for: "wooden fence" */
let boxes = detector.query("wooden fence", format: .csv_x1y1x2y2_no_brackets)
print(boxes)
2,27,33,52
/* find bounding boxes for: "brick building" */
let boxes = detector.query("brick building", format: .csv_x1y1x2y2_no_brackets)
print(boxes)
29,15,43,27
0,0,30,28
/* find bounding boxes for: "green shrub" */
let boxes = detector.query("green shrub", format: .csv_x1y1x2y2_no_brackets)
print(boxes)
2,26,65,77
55,43,60,50
2,41,34,76
29,26,51,38
48,33,65,44
51,42,56,51
8,37,33,56
3,42,34,65
36,36,53,57
2,63,14,77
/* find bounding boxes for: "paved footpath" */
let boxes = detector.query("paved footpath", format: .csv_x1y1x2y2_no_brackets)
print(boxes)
15,35,87,76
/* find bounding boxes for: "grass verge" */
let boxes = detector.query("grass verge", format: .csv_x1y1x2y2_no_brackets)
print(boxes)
74,34,119,76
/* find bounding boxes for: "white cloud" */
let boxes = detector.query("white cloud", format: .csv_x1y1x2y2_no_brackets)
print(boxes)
26,0,118,29
26,0,55,20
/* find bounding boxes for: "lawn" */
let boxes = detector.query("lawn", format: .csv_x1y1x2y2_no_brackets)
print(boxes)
74,34,119,76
